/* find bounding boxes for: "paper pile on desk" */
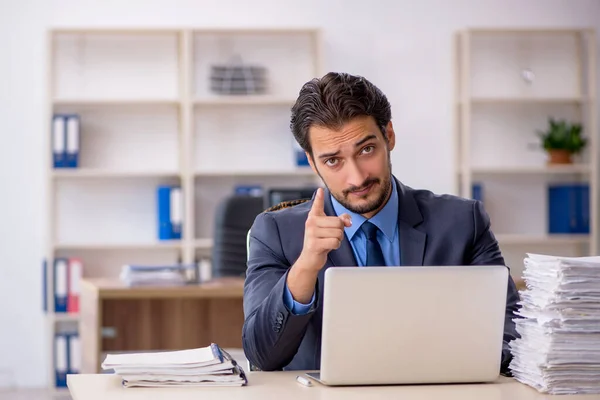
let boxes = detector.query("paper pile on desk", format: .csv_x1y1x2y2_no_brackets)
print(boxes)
509,253,600,394
101,344,247,387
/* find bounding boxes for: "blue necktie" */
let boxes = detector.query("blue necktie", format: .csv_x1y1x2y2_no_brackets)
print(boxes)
360,221,386,266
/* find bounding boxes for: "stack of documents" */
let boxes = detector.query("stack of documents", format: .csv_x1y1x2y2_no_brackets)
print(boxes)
509,253,600,394
101,344,247,387
119,264,195,286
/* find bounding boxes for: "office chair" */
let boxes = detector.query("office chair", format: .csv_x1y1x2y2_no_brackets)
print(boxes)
212,195,265,279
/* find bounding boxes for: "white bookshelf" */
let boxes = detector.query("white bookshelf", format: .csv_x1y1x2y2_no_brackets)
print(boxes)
455,28,598,283
44,27,322,388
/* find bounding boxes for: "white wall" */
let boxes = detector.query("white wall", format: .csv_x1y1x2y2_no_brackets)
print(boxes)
0,0,599,387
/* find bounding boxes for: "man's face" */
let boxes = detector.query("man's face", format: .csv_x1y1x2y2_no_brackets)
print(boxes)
307,116,396,218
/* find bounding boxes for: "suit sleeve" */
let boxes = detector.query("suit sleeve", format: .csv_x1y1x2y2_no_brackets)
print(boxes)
469,200,521,375
242,212,318,371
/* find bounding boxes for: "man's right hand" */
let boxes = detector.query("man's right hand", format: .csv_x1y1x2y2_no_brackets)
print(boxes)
286,188,352,304
298,187,352,272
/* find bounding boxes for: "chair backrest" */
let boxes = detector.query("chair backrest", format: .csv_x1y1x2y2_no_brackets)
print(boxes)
212,195,265,279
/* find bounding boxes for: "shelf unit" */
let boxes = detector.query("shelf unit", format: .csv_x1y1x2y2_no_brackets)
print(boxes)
44,27,322,388
455,28,597,282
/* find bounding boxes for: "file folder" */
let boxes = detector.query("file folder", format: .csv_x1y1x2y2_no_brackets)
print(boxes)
576,184,590,234
67,258,82,314
52,115,67,168
42,259,47,312
293,141,309,167
170,187,182,240
157,185,183,240
472,183,483,203
68,333,81,375
55,334,68,387
548,184,589,234
54,258,68,313
157,186,173,240
65,115,80,168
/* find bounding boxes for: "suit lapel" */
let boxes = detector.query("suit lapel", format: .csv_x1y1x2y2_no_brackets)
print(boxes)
322,188,358,267
395,177,426,266
399,221,426,266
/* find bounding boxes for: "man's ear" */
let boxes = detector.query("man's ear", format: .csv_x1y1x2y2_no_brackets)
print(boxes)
385,121,396,151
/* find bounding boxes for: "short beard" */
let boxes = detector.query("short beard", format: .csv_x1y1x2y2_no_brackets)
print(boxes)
315,155,393,216
335,174,392,215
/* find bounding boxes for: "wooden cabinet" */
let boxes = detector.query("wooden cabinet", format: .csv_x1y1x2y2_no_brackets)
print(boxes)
80,277,244,373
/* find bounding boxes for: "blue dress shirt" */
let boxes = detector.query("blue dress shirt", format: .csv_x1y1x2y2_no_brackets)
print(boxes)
283,178,401,314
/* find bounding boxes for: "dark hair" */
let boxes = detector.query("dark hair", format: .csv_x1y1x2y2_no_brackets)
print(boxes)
290,72,392,156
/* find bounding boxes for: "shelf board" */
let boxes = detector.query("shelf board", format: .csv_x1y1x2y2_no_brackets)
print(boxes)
466,27,593,35
192,27,319,35
467,96,587,104
52,27,183,35
193,96,296,106
52,169,181,179
468,165,591,175
194,169,314,177
48,313,80,322
495,234,590,245
53,98,181,107
54,241,183,251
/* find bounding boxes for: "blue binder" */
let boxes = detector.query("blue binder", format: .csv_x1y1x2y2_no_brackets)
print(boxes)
54,258,68,313
170,187,182,240
67,333,80,375
472,183,483,203
548,184,589,234
65,114,80,168
55,333,68,388
576,184,590,234
293,142,309,167
42,259,47,312
52,115,67,168
157,186,173,240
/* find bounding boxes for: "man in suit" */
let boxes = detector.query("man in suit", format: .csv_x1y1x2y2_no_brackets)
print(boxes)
242,72,520,373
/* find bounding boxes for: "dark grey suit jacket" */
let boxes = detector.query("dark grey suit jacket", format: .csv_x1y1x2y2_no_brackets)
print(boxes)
242,176,520,373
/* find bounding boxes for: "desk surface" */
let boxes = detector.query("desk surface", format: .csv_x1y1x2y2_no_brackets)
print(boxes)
81,277,245,299
67,371,600,400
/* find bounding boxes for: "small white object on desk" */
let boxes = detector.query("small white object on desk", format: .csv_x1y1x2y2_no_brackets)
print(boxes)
296,375,312,387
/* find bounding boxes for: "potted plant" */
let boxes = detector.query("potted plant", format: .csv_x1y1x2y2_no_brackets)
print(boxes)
537,118,587,164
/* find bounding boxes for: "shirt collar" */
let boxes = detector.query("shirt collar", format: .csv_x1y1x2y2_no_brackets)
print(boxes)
330,177,398,242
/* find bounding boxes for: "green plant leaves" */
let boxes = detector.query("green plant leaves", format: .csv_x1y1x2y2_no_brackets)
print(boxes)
537,117,586,153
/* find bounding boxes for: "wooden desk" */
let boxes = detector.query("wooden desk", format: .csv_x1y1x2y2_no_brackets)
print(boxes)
67,371,600,399
80,278,245,373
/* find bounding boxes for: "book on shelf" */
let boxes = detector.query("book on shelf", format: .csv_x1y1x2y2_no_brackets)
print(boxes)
548,184,589,234
44,257,83,314
157,185,182,240
52,114,80,168
54,332,80,388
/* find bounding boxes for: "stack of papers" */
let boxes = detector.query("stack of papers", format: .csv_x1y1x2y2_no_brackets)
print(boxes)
120,264,195,286
101,344,247,388
509,253,600,394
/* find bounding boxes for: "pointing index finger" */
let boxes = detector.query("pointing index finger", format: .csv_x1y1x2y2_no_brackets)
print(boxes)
309,187,325,216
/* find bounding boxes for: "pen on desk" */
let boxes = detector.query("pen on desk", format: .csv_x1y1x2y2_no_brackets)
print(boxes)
296,375,312,387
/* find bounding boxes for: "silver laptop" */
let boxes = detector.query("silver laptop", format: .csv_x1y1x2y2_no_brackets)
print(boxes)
307,265,509,386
